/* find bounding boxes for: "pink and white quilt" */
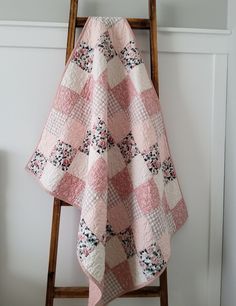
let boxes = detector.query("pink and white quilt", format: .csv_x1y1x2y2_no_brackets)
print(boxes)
25,16,188,306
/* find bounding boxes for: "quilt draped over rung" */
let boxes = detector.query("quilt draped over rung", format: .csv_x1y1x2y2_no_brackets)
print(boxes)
25,16,188,306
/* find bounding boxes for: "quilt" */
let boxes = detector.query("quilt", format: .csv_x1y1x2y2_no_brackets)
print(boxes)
25,16,188,306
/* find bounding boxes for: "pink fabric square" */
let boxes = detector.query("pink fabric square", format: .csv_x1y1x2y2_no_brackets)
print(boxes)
96,69,109,89
111,167,133,199
106,237,127,268
108,111,131,143
140,88,160,115
80,75,96,102
108,146,126,178
134,178,160,214
111,76,137,109
132,119,157,152
60,117,86,148
108,19,135,52
88,157,108,193
54,85,79,115
171,199,188,231
54,172,85,205
108,204,130,233
111,261,134,290
131,217,155,251
159,134,170,162
81,17,107,48
158,231,171,262
37,129,57,158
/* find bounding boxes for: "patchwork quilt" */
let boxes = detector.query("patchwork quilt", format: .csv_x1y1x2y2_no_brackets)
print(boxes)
25,16,188,306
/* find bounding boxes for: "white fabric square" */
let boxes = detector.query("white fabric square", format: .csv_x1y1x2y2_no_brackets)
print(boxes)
128,255,147,285
129,63,153,93
81,242,105,282
131,216,156,252
153,170,165,198
68,151,89,180
87,145,103,172
61,62,89,94
95,17,122,28
80,186,101,214
40,163,64,192
165,179,183,209
107,56,127,88
92,49,107,80
127,154,152,188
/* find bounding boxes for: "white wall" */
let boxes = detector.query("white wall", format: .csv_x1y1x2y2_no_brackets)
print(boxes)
221,1,236,305
0,0,228,29
0,22,229,306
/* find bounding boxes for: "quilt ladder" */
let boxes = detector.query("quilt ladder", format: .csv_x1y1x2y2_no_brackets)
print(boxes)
45,0,168,305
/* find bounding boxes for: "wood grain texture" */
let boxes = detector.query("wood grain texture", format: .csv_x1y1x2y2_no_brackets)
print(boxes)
54,286,161,298
149,0,159,96
45,199,62,306
65,0,78,63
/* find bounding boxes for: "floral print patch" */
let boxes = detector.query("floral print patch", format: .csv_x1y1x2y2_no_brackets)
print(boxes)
142,143,161,175
91,118,115,154
119,41,143,71
117,132,140,164
77,218,99,261
49,140,77,171
27,149,47,177
162,157,176,184
97,31,117,62
138,242,166,279
102,223,116,243
79,130,92,155
79,119,115,155
118,226,136,258
72,41,94,73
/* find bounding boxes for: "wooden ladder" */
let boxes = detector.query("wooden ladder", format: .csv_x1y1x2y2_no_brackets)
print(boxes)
45,0,168,305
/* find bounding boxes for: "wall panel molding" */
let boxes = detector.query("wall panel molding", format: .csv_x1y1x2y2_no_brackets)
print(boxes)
0,21,231,53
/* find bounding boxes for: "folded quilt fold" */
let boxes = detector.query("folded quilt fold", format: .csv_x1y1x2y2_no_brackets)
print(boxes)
25,16,188,306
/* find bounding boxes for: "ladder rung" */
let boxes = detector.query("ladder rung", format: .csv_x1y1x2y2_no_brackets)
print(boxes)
76,17,151,29
54,286,161,298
